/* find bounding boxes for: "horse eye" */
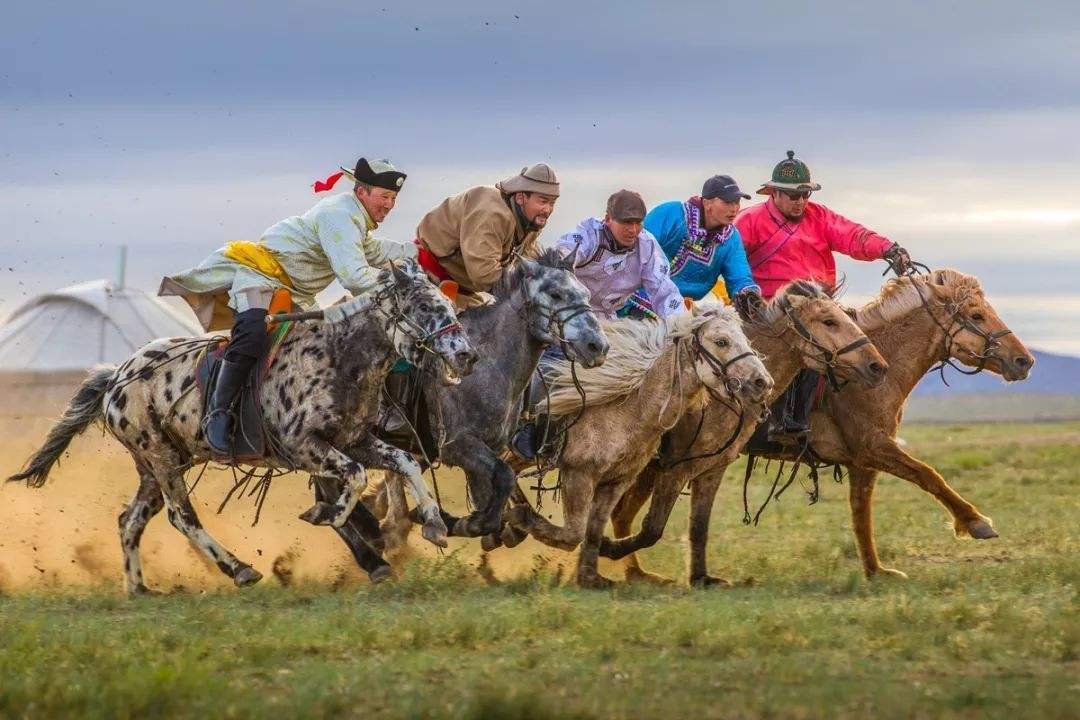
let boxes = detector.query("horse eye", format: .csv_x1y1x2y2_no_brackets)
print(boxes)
717,338,729,348
971,312,984,322
823,319,837,327
550,291,562,301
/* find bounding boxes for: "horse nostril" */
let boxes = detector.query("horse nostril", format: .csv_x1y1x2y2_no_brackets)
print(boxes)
753,377,767,389
1014,356,1032,369
868,361,885,377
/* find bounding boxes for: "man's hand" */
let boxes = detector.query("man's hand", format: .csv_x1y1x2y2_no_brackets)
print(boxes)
734,288,766,323
883,244,914,276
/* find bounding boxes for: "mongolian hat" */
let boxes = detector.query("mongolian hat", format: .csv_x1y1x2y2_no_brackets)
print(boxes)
757,150,822,195
496,163,560,197
340,157,407,192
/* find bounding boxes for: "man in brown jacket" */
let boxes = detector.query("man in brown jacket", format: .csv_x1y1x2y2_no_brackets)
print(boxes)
415,163,559,300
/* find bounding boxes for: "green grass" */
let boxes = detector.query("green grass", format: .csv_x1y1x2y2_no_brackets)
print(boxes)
2,423,1078,719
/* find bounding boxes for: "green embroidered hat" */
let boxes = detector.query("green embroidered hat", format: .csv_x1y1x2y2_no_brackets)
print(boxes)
757,150,822,195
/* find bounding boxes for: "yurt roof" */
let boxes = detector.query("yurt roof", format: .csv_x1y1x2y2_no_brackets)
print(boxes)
0,279,202,373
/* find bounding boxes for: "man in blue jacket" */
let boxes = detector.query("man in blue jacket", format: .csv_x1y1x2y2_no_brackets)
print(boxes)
622,175,763,319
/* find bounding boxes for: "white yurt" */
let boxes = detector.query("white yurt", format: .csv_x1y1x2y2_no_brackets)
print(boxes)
0,278,202,415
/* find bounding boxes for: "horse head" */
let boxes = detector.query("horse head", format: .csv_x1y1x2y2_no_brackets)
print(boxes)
686,304,773,405
922,269,1034,381
768,280,888,387
517,248,609,368
385,258,478,384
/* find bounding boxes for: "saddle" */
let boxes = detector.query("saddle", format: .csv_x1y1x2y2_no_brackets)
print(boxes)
744,370,828,456
195,307,295,463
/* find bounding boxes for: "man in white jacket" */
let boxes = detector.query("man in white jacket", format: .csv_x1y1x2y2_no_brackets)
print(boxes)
556,189,685,320
159,157,407,454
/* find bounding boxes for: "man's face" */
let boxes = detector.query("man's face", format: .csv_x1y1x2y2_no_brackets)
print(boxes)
701,196,742,227
355,186,399,223
605,215,642,248
772,189,811,220
515,192,558,228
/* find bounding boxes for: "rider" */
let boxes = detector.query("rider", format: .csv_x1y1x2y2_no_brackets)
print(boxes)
415,163,559,306
735,149,913,441
623,174,763,320
558,189,685,320
159,157,407,454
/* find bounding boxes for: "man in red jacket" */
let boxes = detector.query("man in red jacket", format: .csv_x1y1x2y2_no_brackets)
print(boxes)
736,150,912,442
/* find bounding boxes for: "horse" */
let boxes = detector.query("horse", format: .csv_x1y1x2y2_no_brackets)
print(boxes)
605,269,1033,582
314,246,610,570
597,280,888,585
500,303,774,588
8,259,477,595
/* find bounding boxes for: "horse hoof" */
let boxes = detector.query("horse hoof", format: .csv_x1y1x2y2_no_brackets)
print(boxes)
421,521,449,548
299,502,337,526
234,566,263,587
369,565,394,584
691,575,732,589
968,519,998,540
128,583,161,597
576,573,616,590
870,567,909,580
480,533,502,552
501,523,527,548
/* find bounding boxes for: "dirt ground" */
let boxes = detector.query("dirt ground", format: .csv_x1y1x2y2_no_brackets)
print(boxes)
0,393,575,593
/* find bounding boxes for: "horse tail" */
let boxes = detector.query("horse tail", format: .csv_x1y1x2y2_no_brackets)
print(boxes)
7,365,117,488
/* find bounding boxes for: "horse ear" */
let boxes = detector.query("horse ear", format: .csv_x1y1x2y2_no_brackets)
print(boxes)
684,297,695,313
390,260,411,287
519,256,541,279
439,280,459,304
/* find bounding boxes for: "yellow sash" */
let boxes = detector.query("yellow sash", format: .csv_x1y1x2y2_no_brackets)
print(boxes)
222,241,294,288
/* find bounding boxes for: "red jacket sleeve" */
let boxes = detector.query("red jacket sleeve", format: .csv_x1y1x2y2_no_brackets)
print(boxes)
820,206,893,260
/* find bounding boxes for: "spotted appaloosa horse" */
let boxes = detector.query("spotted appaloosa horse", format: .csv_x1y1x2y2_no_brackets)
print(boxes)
8,259,476,594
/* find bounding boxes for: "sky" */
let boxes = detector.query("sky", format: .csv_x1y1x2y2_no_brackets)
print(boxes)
3,1,1079,353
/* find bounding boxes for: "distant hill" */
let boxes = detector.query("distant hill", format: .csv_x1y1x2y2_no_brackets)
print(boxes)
912,349,1080,396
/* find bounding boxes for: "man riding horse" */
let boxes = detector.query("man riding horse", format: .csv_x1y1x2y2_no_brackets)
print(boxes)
622,174,764,321
736,150,914,442
415,163,560,306
159,156,408,455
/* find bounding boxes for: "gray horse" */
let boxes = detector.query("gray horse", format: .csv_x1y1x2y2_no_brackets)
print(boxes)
318,247,610,567
8,259,476,594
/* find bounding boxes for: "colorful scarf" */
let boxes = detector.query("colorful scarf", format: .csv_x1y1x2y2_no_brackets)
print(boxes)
670,196,734,275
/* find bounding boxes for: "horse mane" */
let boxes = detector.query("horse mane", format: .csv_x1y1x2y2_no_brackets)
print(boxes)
852,268,982,330
489,246,572,300
750,279,832,329
543,302,739,416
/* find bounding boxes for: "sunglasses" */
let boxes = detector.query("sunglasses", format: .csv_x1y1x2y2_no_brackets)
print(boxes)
781,190,812,201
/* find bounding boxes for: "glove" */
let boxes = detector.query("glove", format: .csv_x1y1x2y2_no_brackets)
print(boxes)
733,288,766,323
883,244,914,276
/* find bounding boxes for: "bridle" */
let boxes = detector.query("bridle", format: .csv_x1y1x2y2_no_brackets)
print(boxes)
907,275,1012,384
689,329,759,401
777,294,871,390
373,281,465,365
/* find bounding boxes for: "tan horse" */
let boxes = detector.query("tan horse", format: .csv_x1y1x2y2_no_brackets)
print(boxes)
606,269,1034,583
601,280,889,586
503,304,773,588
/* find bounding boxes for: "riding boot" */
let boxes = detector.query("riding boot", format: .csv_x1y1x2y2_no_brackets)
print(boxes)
510,414,551,461
767,369,820,444
203,357,255,454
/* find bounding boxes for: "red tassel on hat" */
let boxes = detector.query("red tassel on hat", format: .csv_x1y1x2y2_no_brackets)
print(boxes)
313,171,345,193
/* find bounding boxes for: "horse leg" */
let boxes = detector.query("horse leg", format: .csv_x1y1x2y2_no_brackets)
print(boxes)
312,475,393,583
688,467,730,587
381,471,415,556
864,440,997,540
575,482,625,589
509,467,594,552
440,435,516,538
117,465,165,595
602,466,683,585
297,444,370,529
155,468,262,587
344,437,447,548
848,466,908,580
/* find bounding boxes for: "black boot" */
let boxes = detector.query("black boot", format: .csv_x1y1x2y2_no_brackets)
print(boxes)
203,357,254,454
510,415,551,461
767,369,819,444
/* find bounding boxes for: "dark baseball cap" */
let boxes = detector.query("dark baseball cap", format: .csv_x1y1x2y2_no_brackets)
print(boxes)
606,189,647,222
702,175,751,202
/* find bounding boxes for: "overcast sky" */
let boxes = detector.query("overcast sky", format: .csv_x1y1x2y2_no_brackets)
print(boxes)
3,1,1079,353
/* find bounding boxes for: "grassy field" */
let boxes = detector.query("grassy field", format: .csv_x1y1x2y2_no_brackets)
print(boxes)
1,422,1077,719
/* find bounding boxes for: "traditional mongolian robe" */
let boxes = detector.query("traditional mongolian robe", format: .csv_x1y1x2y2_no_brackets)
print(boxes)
415,186,541,293
160,193,387,331
735,197,893,299
557,218,685,320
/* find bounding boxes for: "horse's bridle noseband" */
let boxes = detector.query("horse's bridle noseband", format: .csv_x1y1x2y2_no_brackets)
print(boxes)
375,282,465,364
